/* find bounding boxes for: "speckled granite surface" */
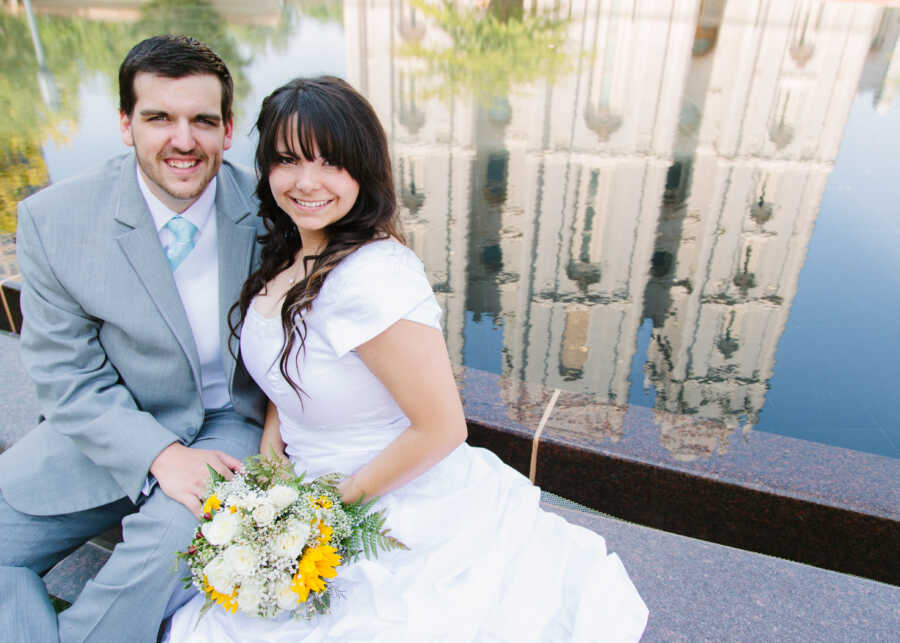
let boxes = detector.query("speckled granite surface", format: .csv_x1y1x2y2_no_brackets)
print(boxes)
0,332,38,450
545,503,900,642
42,542,111,604
459,366,899,585
42,500,900,641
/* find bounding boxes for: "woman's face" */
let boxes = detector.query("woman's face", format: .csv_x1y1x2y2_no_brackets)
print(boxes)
268,125,360,250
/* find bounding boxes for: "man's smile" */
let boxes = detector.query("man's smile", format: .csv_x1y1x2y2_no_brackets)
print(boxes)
166,159,200,170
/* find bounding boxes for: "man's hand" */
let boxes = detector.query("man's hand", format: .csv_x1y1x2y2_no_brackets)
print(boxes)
149,442,243,518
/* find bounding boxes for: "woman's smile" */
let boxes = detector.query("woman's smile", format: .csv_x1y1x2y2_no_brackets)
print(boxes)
269,129,360,248
289,196,335,210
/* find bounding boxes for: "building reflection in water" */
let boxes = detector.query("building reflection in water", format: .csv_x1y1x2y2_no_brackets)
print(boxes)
346,0,900,461
2,0,899,460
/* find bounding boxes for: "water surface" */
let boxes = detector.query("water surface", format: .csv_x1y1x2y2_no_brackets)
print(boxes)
3,0,899,460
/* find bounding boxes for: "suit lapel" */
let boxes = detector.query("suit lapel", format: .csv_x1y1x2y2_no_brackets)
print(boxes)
113,157,202,391
215,164,258,389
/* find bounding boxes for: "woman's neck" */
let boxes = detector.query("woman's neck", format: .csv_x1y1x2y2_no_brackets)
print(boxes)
298,230,326,257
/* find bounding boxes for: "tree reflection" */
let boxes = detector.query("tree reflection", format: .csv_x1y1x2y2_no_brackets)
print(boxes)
133,0,251,117
0,139,48,235
0,11,133,233
401,0,572,102
0,0,298,234
294,0,343,26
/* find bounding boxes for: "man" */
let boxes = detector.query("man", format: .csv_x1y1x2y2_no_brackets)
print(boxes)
0,35,266,642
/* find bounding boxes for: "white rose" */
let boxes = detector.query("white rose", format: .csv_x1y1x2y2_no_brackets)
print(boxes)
202,555,235,595
252,501,277,526
268,485,299,511
289,518,313,541
272,520,312,560
276,580,300,611
236,492,261,511
222,544,257,577
200,510,240,546
236,579,265,615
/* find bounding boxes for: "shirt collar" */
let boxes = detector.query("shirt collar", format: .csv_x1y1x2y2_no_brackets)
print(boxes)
136,165,217,232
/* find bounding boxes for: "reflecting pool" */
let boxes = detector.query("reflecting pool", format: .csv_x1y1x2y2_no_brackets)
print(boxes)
2,0,899,460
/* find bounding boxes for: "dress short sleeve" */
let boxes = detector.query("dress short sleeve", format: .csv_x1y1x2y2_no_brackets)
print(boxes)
314,241,442,357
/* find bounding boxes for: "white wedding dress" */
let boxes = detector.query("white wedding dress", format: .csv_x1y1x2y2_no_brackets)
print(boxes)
167,240,648,642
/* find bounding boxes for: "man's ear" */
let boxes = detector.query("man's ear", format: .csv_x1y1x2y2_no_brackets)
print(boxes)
223,117,234,151
120,111,134,147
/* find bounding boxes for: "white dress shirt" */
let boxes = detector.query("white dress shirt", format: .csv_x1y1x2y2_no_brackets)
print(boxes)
136,168,230,410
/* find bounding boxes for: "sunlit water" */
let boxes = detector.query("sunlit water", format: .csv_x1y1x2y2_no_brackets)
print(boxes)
2,0,899,460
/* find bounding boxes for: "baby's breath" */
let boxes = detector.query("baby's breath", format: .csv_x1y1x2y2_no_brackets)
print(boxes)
177,454,408,621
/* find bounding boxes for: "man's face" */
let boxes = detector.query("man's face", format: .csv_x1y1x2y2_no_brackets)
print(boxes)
120,72,233,213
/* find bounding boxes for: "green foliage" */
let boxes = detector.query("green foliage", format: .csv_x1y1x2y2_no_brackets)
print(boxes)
132,0,251,119
0,11,133,232
340,498,409,563
0,138,48,234
308,587,330,614
401,0,572,104
196,597,215,622
49,595,70,613
206,464,226,485
0,11,131,142
242,451,299,488
228,7,295,56
297,0,344,25
0,0,295,233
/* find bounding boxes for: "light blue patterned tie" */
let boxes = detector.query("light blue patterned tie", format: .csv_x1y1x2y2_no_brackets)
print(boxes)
163,216,199,271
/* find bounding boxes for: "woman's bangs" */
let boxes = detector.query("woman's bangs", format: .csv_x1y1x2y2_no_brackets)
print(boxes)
275,113,299,161
264,99,303,165
296,116,338,165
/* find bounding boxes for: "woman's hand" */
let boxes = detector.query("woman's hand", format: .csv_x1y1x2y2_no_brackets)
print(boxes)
336,476,364,504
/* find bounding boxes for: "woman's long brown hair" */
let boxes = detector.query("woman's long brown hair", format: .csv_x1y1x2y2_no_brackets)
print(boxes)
229,76,404,401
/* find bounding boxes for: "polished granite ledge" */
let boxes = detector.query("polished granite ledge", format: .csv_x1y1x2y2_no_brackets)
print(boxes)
0,276,22,334
458,366,900,587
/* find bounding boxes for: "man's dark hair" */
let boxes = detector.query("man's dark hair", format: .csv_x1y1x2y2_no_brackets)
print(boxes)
118,34,234,122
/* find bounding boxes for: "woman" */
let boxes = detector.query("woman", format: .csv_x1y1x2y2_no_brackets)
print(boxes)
167,76,648,642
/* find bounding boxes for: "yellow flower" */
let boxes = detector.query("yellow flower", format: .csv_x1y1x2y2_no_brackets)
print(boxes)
290,545,342,602
202,575,238,613
290,575,310,603
309,495,332,509
201,494,221,515
317,522,333,544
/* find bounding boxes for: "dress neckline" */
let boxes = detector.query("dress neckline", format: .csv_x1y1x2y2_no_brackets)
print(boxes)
249,240,409,325
248,299,280,324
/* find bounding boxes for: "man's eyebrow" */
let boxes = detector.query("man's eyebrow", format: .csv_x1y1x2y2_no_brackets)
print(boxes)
136,110,222,123
193,113,222,123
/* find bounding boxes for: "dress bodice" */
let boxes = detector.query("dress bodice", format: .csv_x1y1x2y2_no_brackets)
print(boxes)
239,240,442,468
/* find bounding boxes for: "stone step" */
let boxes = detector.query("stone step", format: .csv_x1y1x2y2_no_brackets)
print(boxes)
44,500,900,640
43,540,112,605
541,500,900,642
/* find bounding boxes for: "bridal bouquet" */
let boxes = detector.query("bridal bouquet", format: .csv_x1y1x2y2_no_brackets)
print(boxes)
177,455,406,620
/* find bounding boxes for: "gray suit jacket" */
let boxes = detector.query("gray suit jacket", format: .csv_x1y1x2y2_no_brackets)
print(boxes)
0,153,267,516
